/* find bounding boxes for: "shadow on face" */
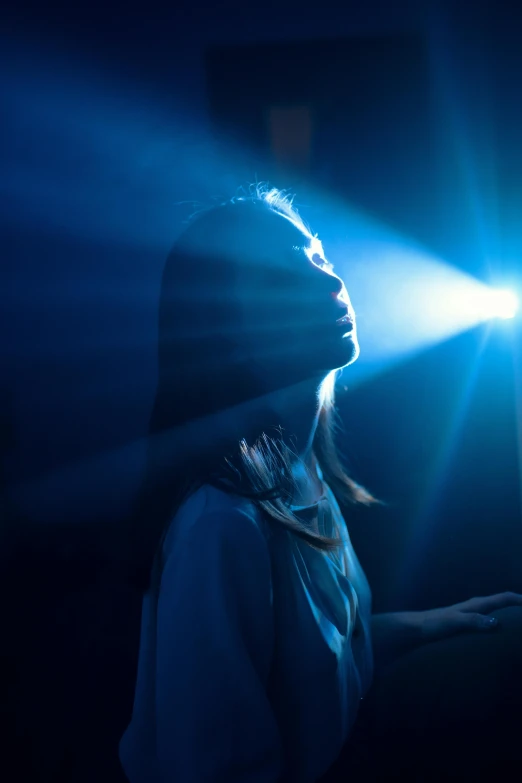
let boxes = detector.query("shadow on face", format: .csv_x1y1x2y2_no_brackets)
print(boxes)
155,199,359,430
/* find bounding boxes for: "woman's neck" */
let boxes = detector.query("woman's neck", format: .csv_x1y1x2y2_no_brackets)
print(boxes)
174,373,328,506
267,376,326,507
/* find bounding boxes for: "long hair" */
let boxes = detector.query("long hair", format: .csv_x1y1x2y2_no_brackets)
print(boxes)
124,185,375,590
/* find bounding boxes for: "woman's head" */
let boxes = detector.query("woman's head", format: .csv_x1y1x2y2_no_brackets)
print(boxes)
127,186,374,590
153,187,358,435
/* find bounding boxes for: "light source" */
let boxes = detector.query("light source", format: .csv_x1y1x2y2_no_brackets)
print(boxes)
484,289,519,320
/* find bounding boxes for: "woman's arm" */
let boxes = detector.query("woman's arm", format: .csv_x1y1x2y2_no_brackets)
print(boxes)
372,592,522,673
371,612,423,673
155,507,282,783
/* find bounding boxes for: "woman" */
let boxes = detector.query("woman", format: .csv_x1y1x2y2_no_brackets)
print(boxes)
119,186,522,782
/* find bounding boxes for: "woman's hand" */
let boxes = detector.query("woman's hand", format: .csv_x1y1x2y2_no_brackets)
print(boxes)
372,593,522,671
418,592,522,643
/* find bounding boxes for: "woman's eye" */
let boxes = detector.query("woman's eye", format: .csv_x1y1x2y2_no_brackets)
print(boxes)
311,252,334,272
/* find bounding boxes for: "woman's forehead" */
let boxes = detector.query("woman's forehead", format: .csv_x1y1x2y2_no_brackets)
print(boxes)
276,212,325,257
265,210,325,257
304,234,325,261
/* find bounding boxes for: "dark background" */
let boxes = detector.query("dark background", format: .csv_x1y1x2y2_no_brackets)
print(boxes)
1,0,521,780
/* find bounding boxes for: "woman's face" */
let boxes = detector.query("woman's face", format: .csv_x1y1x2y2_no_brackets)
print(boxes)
232,222,359,378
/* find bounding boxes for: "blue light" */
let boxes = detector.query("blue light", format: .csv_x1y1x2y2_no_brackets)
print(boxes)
485,289,519,320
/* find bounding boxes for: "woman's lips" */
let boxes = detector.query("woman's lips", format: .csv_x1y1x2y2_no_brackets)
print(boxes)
336,313,354,332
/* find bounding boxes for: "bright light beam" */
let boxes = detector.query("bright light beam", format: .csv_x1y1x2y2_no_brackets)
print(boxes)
484,289,519,320
326,240,519,388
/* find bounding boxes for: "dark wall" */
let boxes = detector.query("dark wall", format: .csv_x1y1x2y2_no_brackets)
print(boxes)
206,35,434,243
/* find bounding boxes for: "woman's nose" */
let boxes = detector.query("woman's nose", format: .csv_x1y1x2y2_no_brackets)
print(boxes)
328,274,344,297
310,254,344,297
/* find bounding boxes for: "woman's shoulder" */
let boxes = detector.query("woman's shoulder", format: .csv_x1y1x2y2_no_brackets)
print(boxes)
162,484,268,559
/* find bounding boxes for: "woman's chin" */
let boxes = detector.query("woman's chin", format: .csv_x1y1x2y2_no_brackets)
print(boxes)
344,334,360,365
325,332,359,371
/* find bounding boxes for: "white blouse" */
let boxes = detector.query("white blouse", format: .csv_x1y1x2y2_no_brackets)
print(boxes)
119,479,373,783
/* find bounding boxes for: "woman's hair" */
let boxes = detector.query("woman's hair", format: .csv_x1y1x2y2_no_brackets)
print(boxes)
125,185,375,590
